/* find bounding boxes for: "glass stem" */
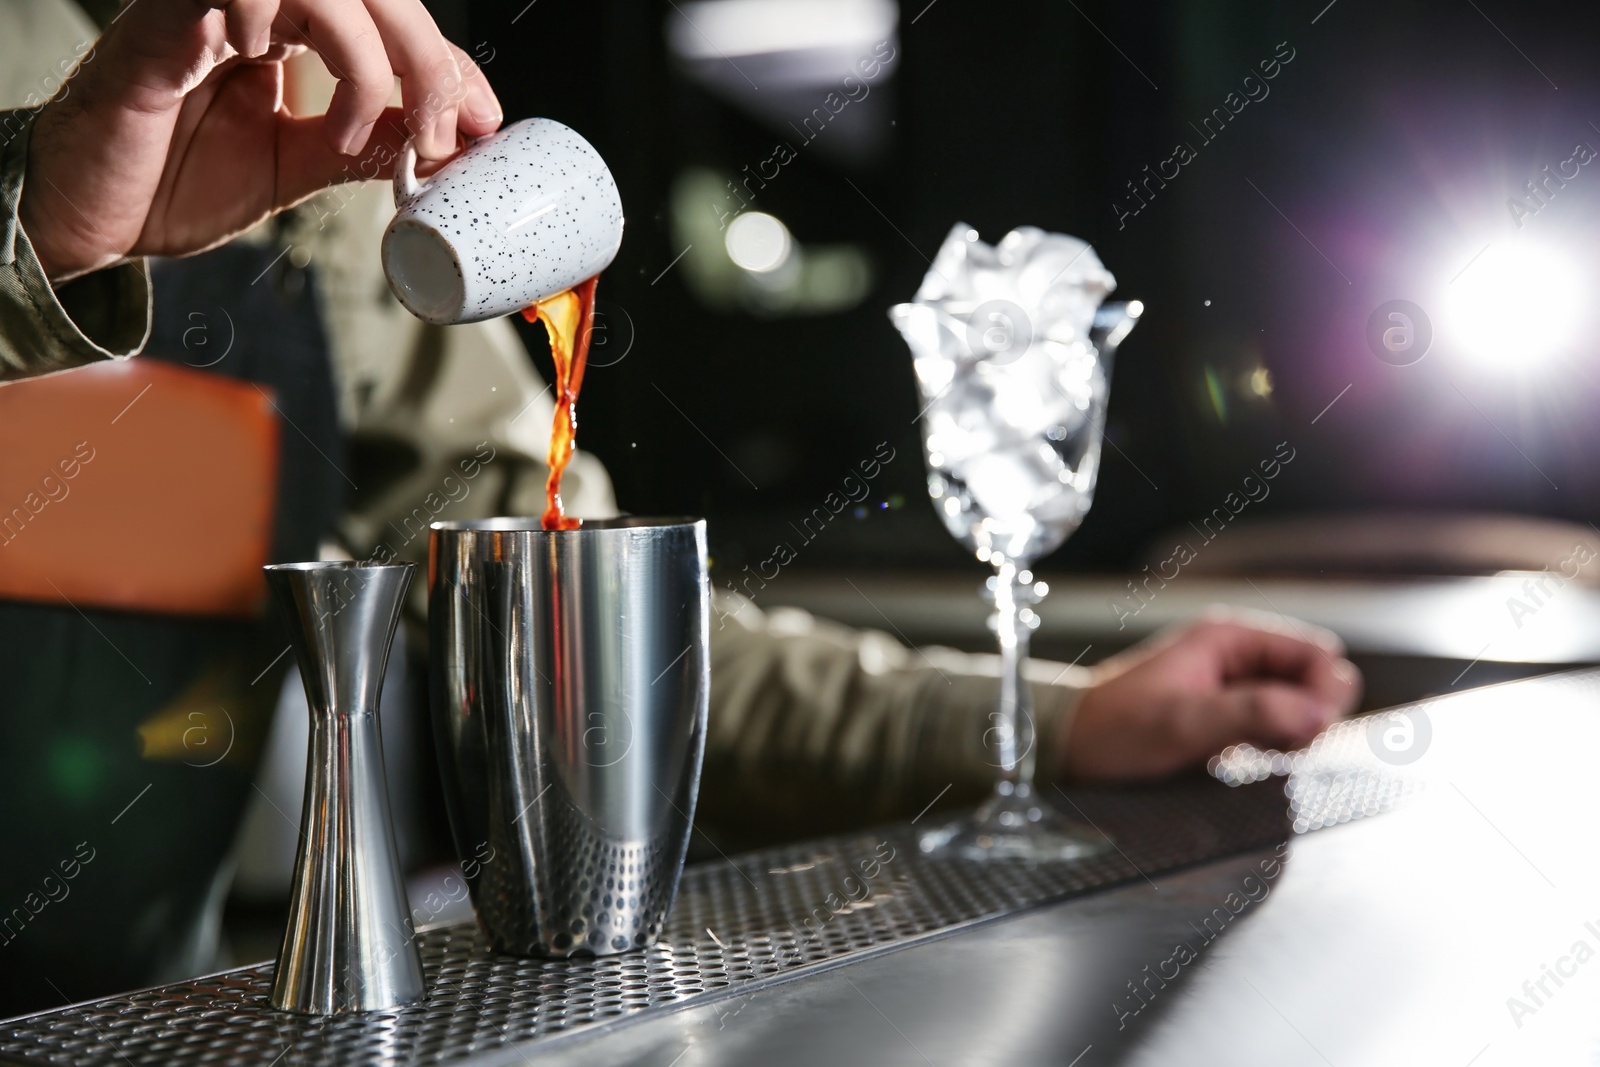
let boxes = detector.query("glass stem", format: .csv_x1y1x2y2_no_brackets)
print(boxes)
991,558,1035,793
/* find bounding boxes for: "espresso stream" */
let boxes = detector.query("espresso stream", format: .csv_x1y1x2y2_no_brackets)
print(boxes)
521,276,599,530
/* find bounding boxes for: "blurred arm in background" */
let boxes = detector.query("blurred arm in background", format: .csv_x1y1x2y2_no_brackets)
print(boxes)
705,594,1359,839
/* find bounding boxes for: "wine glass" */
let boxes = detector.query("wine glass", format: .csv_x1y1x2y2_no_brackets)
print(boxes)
891,285,1141,862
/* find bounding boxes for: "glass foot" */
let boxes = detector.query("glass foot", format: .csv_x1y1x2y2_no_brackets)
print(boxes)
918,784,1111,863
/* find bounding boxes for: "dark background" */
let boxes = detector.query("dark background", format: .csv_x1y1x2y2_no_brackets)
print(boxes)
448,0,1600,578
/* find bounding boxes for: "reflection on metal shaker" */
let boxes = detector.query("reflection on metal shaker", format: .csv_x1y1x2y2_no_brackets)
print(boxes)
429,518,710,957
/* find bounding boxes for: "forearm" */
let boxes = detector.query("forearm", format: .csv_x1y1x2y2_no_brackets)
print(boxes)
0,108,150,376
702,592,1088,839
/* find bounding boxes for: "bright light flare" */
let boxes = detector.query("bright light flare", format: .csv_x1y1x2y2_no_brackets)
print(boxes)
1441,243,1586,369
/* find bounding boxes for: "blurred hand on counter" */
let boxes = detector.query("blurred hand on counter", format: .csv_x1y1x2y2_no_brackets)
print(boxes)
22,0,502,283
1061,611,1362,781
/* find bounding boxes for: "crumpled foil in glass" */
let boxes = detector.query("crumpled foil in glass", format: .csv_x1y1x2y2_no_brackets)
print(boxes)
891,224,1120,563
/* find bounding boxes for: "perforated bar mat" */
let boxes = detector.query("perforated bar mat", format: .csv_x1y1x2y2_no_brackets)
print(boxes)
0,774,1303,1066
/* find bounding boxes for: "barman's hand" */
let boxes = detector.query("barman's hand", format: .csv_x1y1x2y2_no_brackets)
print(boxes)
21,0,502,283
1061,611,1362,781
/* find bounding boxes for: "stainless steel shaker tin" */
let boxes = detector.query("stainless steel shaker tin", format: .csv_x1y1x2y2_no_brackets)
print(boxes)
428,517,709,957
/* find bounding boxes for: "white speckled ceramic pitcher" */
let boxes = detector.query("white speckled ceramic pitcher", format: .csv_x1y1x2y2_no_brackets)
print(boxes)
382,118,624,325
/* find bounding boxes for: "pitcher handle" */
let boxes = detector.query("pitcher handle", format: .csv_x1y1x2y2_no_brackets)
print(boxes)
393,134,480,206
393,141,424,205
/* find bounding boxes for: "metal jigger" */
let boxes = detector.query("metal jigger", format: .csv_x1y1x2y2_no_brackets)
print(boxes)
264,562,425,1014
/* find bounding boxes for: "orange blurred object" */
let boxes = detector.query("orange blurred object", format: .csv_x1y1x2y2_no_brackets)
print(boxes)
0,359,279,617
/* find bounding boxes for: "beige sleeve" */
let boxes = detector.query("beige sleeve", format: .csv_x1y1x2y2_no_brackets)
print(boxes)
702,590,1090,838
0,108,151,377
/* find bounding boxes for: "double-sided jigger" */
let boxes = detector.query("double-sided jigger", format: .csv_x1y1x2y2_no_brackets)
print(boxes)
264,561,425,1014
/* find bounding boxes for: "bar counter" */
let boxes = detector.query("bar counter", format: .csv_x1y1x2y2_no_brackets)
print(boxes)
3,667,1594,1065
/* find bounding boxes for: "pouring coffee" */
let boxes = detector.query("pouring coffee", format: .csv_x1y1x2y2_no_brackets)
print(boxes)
383,118,621,530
